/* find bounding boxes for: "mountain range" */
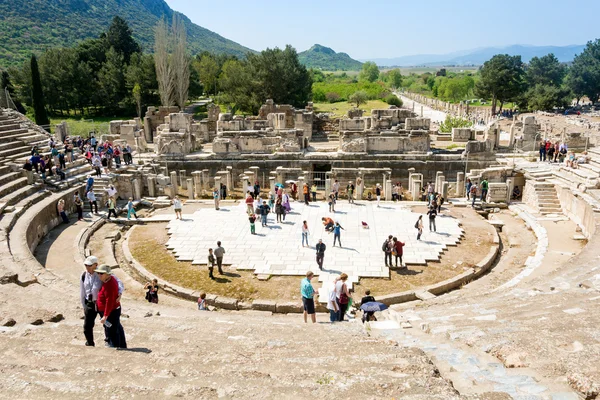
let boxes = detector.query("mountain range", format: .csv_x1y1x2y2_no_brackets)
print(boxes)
365,44,587,67
0,0,253,67
298,44,363,71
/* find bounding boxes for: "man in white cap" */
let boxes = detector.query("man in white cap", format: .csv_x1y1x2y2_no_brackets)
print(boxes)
80,255,124,347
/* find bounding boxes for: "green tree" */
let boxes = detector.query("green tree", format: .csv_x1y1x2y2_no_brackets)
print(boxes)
525,84,571,111
30,55,49,127
195,53,220,95
381,68,402,88
567,39,600,104
132,83,142,118
526,54,567,87
218,59,257,114
359,61,380,83
475,54,525,114
104,16,141,64
348,90,368,108
98,47,125,111
126,53,159,114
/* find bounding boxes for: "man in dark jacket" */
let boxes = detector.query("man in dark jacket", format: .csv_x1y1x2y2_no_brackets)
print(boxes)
315,239,326,270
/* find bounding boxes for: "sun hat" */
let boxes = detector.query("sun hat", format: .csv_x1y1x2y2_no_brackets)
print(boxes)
84,256,98,266
94,264,112,275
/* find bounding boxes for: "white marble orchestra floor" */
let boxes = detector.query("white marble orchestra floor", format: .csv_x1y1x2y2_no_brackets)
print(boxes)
165,200,464,280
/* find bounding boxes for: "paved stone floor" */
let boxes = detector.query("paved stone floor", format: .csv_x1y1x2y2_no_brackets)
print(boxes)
165,200,464,279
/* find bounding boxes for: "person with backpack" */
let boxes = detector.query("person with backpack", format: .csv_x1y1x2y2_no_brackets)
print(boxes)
335,273,351,321
382,235,393,267
480,179,489,202
470,183,478,207
415,215,423,240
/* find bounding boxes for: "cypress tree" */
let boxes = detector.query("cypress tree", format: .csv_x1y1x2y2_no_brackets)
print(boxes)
30,55,50,127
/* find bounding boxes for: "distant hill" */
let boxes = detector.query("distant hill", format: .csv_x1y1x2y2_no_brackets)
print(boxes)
0,0,254,67
298,44,363,71
366,44,587,67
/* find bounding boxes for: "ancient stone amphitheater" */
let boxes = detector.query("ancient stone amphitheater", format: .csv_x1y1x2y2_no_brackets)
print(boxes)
1,106,600,400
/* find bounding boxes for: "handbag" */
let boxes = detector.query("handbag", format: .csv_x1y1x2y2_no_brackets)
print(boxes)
339,284,349,304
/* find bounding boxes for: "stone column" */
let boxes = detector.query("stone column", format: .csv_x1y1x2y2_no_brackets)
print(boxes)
298,176,305,198
240,175,249,195
436,174,445,194
192,171,202,198
249,166,260,184
214,176,221,196
420,105,423,117
201,169,209,191
456,172,465,198
179,170,187,190
276,167,284,185
385,179,393,201
441,181,449,200
357,172,364,200
147,176,156,197
325,178,331,195
506,178,514,204
226,166,233,191
170,171,178,192
411,180,422,201
132,178,142,200
435,171,444,192
187,178,194,200
269,177,275,195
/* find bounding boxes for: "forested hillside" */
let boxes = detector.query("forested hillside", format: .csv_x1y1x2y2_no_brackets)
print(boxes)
0,0,253,67
298,44,363,71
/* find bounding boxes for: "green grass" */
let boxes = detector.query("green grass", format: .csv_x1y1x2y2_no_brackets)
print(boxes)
49,116,131,138
313,100,390,117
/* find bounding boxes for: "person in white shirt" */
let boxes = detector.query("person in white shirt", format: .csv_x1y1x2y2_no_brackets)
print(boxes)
327,280,339,323
87,190,98,214
106,185,117,199
80,256,124,347
172,196,183,220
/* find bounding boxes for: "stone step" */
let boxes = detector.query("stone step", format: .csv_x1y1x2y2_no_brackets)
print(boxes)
0,171,23,187
0,141,25,152
0,145,31,158
0,128,29,137
0,165,11,175
0,118,20,125
0,183,42,214
0,123,21,132
0,189,51,232
0,176,28,199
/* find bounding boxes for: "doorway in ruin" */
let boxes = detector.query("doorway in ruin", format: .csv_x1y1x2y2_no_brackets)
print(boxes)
311,163,331,190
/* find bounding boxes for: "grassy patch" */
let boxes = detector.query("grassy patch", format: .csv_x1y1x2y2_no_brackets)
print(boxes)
313,100,390,118
129,224,301,302
49,116,131,138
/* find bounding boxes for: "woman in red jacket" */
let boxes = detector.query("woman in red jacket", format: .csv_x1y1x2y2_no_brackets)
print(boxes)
393,237,405,269
96,264,127,349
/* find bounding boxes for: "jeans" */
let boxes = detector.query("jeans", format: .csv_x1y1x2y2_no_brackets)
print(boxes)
481,190,488,202
304,193,310,205
540,150,546,161
316,254,324,269
429,218,436,232
302,232,308,246
329,309,337,322
89,200,98,213
60,211,69,223
312,192,316,202
261,214,267,226
333,234,341,247
83,301,97,345
384,252,392,266
395,254,403,267
107,209,117,219
337,299,347,321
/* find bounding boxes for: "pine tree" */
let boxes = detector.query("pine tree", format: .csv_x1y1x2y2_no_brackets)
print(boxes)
30,55,50,128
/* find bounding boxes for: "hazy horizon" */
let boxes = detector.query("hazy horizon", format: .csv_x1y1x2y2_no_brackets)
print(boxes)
165,0,600,59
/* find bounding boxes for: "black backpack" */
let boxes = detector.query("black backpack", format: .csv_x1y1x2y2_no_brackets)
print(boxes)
381,240,388,252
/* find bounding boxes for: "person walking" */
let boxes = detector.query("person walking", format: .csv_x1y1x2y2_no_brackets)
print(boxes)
126,197,138,220
214,241,225,275
315,239,326,270
302,220,310,247
470,183,478,207
85,175,94,194
259,201,270,226
335,273,350,321
311,183,317,202
74,192,84,221
275,197,284,223
480,179,489,202
207,248,215,280
303,183,310,205
245,192,254,215
382,235,393,267
332,180,340,200
58,199,69,224
427,206,437,232
539,140,546,162
96,264,127,349
80,256,100,346
253,181,261,199
375,184,382,207
301,271,317,324
332,222,344,247
268,191,275,211
213,187,220,210
106,196,117,220
466,178,472,200
172,196,182,220
415,215,423,240
249,214,257,235
87,190,98,214
347,181,355,204
393,237,405,268
327,280,339,323
328,192,336,212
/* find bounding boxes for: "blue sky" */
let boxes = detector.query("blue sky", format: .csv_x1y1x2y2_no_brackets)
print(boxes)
165,0,600,59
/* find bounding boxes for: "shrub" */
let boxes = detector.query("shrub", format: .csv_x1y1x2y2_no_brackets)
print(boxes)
439,115,473,133
325,92,341,103
384,95,403,107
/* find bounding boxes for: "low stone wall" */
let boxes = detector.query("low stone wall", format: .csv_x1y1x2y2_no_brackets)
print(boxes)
120,215,500,311
556,186,597,238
